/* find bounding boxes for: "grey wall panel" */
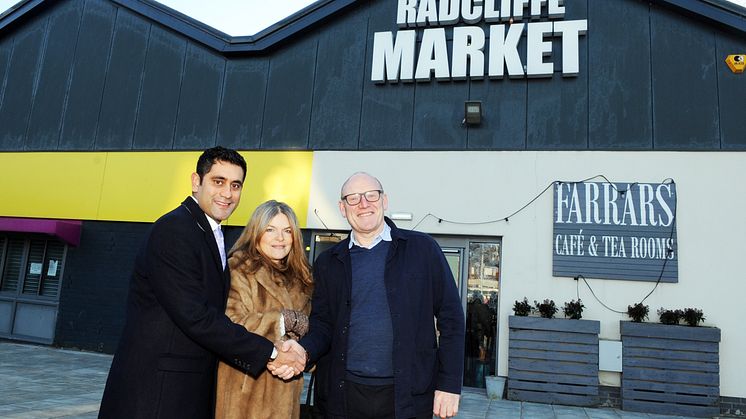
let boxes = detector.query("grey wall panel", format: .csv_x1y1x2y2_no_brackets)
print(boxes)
261,36,317,149
13,303,57,341
0,38,14,141
25,0,84,151
0,18,45,151
308,6,368,150
0,32,10,82
173,43,224,149
468,4,528,150
59,0,116,151
95,9,149,150
0,301,11,333
132,25,185,150
412,81,468,149
526,0,589,150
359,0,414,150
527,75,588,149
359,83,415,149
588,0,652,149
1,0,741,153
716,33,746,150
216,58,268,150
651,7,719,150
468,79,527,150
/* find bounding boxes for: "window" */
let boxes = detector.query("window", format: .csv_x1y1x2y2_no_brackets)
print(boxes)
1,237,24,293
0,235,66,299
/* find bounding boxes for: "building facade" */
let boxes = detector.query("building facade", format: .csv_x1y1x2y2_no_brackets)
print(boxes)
1,0,745,414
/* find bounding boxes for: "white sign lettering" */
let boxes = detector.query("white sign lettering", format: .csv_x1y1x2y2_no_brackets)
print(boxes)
553,182,679,282
373,0,587,83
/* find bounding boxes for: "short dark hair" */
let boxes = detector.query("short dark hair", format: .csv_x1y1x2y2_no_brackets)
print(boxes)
196,146,247,182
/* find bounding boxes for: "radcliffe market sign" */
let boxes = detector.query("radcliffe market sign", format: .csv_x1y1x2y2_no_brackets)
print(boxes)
371,0,588,83
553,182,679,283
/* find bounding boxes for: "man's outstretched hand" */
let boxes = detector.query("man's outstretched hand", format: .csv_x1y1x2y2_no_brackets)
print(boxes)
267,339,306,380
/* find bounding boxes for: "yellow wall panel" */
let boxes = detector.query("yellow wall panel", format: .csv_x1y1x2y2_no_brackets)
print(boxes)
97,151,201,223
227,151,313,227
0,151,313,227
0,152,107,220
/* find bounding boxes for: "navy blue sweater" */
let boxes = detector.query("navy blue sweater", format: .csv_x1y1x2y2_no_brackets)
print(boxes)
347,241,394,384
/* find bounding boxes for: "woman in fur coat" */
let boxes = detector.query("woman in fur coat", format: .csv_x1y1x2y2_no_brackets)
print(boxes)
215,200,313,419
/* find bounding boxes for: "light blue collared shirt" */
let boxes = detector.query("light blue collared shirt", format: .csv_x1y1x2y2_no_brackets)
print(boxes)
349,223,392,249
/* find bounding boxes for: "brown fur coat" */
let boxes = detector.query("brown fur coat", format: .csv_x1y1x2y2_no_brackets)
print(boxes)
215,260,311,419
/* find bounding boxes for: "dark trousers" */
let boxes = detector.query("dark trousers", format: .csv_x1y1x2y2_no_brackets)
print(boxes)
344,381,432,419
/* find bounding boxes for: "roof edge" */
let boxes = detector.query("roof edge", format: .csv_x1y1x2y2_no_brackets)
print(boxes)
653,0,746,34
0,0,45,33
2,0,744,53
111,0,360,54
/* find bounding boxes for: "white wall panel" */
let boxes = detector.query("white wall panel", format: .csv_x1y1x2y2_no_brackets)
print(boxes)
307,150,746,398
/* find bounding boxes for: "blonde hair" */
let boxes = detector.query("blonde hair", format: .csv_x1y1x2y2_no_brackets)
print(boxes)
228,200,312,287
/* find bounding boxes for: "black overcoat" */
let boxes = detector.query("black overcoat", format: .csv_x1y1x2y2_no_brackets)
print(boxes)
99,197,274,419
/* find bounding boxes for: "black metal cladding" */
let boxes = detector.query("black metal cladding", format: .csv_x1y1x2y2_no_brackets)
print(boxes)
0,0,745,152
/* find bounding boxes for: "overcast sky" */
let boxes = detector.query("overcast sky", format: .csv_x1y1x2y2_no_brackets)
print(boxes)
1,0,746,36
154,0,317,35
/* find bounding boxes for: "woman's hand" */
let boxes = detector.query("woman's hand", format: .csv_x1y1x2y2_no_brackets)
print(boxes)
281,309,309,338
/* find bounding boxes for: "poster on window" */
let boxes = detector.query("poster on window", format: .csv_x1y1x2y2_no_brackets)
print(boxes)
552,181,678,282
29,262,43,275
47,260,59,277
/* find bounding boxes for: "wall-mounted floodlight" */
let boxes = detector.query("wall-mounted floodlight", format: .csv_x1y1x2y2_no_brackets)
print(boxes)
464,101,482,125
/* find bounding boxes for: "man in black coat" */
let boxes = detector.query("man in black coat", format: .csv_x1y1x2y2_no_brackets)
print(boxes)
99,147,304,419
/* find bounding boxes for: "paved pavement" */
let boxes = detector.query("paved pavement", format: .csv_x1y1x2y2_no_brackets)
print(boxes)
0,341,710,418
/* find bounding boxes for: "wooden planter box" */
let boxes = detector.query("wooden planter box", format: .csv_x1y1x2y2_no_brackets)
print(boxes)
508,315,600,406
620,321,721,418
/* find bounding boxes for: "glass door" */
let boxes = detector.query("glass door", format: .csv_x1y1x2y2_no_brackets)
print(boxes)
433,236,501,389
441,248,463,289
464,241,500,388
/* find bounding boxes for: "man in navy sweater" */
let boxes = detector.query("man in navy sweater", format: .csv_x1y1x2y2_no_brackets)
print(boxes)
281,172,465,419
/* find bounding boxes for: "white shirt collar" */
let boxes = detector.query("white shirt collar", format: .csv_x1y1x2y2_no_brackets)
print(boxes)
349,223,392,249
190,195,221,232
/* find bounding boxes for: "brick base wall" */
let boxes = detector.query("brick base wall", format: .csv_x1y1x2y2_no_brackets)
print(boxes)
721,396,746,417
599,386,744,417
54,221,150,353
599,385,621,409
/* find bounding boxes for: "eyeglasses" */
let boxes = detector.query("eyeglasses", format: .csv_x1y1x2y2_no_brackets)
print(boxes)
341,189,383,206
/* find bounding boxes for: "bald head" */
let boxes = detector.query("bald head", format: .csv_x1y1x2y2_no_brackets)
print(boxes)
338,172,388,245
340,172,384,198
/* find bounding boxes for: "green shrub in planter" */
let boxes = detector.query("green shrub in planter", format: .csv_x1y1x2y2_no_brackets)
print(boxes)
682,307,705,326
563,299,584,320
657,308,683,325
534,299,558,319
626,303,649,323
513,297,532,316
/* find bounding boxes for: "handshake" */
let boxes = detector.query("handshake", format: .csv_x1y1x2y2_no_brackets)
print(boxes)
267,340,307,380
